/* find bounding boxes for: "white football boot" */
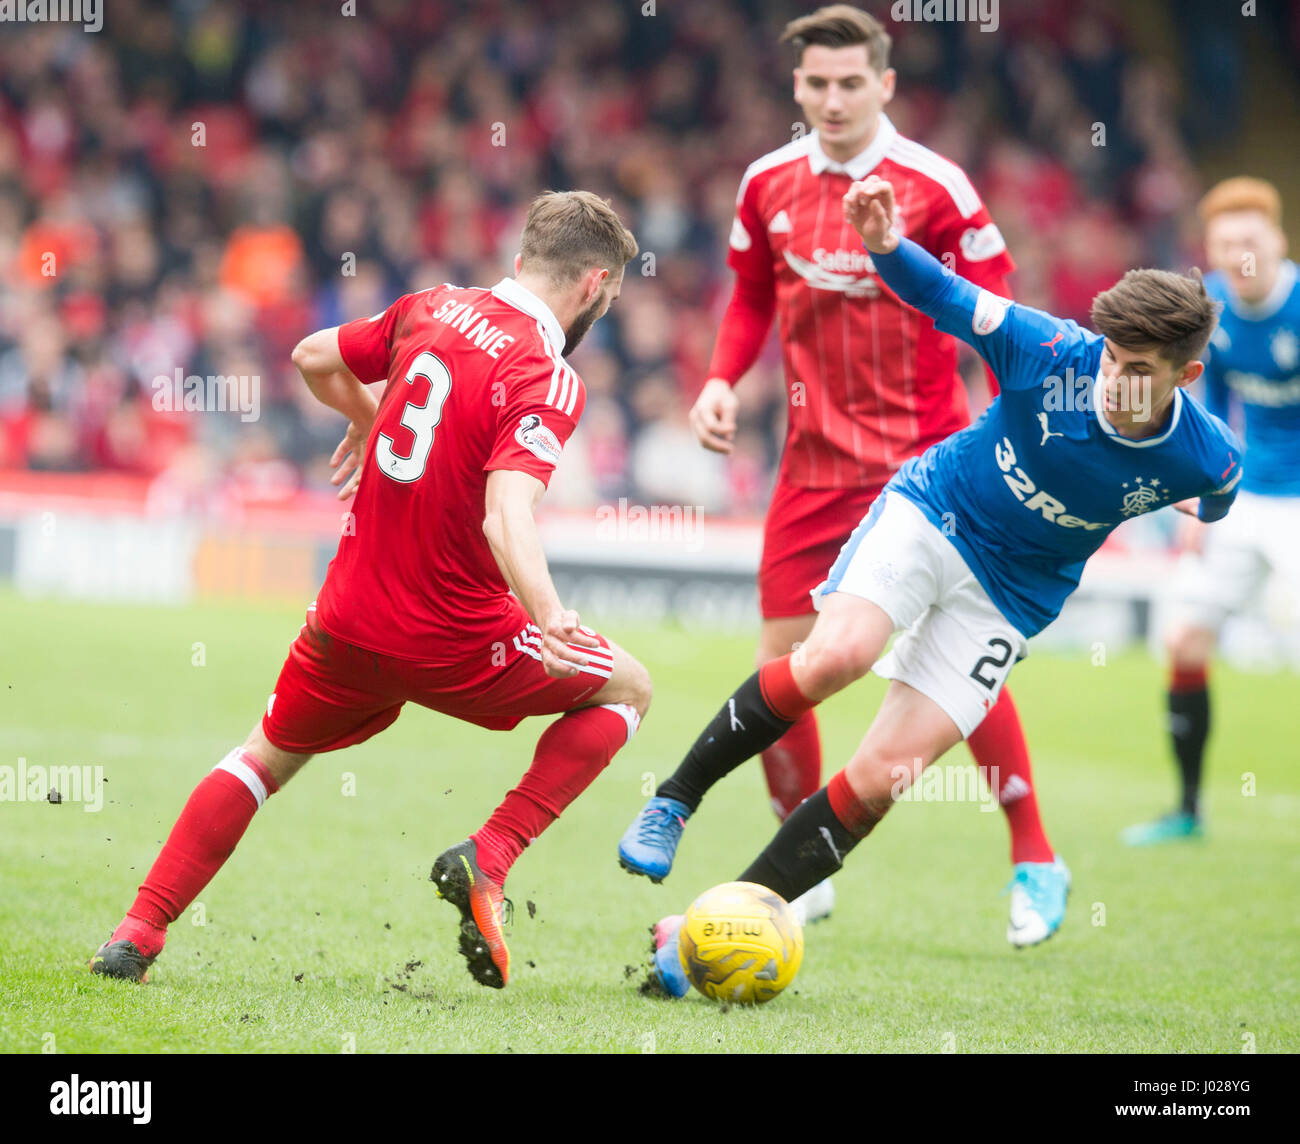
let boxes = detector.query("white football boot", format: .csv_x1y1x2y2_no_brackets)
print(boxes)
789,878,834,926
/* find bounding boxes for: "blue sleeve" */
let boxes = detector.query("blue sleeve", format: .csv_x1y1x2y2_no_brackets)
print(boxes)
1197,430,1243,523
870,237,1083,390
1199,485,1237,522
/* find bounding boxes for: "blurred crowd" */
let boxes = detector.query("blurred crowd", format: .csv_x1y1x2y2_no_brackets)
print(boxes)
0,0,1296,516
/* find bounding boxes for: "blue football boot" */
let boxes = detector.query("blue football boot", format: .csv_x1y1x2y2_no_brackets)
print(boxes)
1121,810,1203,847
618,796,691,882
1005,854,1071,947
642,914,689,999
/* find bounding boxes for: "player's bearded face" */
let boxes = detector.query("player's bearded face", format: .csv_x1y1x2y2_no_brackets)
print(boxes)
563,294,603,355
564,274,619,355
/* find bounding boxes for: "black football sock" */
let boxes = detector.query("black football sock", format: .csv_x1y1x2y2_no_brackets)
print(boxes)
1168,685,1209,817
656,672,797,812
737,785,882,904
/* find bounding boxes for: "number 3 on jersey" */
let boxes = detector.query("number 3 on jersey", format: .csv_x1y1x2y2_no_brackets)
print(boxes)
375,351,452,482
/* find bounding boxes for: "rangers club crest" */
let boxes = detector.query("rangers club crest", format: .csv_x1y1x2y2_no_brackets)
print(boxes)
1271,327,1298,372
1119,476,1169,517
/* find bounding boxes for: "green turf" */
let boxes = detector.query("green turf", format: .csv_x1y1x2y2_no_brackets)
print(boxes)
1,588,1297,1053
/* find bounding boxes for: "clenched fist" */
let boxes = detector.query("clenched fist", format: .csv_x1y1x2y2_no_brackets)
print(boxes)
843,176,900,255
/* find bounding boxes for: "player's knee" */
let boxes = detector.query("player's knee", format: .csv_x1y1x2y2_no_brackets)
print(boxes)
1166,623,1213,668
242,724,312,788
606,654,652,718
794,639,874,696
846,748,917,803
627,658,653,718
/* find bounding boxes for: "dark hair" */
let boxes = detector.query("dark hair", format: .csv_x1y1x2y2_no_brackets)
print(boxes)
519,190,639,284
779,4,891,74
1090,268,1220,366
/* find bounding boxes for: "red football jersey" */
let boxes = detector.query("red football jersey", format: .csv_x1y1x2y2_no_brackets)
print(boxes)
315,278,585,661
728,113,1015,489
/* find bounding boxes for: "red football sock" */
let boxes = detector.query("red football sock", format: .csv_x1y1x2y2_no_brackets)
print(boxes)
757,654,816,722
472,704,637,885
967,688,1053,865
115,749,279,957
827,769,886,838
1170,664,1208,692
760,710,822,820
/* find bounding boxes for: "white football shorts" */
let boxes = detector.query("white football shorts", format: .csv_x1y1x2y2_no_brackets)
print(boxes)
1168,491,1300,630
811,490,1028,738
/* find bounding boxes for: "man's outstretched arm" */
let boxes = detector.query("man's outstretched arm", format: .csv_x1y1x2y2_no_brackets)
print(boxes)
844,177,1077,388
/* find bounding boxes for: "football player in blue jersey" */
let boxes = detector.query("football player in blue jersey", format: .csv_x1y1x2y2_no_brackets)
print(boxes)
637,175,1243,994
1125,176,1300,846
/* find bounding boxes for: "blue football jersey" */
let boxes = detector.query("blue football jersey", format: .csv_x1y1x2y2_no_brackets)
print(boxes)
1202,260,1300,497
868,238,1243,638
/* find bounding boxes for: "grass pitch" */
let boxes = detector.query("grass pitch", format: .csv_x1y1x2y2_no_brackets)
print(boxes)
2,589,1297,1053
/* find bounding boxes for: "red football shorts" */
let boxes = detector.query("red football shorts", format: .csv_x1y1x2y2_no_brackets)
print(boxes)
262,604,618,754
759,479,883,619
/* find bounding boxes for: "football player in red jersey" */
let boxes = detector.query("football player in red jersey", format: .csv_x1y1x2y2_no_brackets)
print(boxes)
620,5,1064,945
91,192,649,990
